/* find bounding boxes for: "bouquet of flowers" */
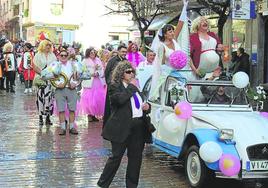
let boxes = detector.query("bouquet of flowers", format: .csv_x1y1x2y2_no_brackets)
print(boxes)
168,83,186,104
246,85,267,111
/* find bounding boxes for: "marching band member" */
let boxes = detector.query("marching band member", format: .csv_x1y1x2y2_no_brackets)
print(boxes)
55,49,79,135
3,42,16,93
21,43,35,94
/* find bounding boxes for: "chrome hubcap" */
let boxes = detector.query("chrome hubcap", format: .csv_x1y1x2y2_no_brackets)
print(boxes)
187,151,201,185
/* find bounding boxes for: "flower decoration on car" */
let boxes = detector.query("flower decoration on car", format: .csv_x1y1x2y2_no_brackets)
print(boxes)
246,85,267,102
168,83,186,97
246,85,267,111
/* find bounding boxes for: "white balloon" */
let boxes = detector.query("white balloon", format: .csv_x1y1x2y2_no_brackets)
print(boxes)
232,72,249,88
199,141,223,163
163,114,182,132
199,50,220,73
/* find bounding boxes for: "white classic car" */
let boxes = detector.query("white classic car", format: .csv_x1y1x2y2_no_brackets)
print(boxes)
142,73,268,188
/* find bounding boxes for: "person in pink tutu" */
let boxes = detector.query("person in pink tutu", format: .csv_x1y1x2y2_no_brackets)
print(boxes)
79,47,106,123
126,42,145,68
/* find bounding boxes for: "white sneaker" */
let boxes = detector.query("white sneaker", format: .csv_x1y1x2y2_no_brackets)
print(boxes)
24,89,28,94
29,88,33,93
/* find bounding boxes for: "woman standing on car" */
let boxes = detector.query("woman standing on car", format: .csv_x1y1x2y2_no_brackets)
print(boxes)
97,60,151,188
150,0,189,100
189,16,223,77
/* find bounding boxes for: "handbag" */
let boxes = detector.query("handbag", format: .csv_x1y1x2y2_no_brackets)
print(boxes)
33,74,47,87
143,115,156,133
81,78,93,88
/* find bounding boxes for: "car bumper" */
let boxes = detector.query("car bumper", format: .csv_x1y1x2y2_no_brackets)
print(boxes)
215,170,268,179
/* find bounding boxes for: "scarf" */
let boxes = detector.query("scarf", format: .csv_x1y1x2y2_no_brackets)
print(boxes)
127,52,140,67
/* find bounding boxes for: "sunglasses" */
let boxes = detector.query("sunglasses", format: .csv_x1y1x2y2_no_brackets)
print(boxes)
60,54,68,57
125,70,134,74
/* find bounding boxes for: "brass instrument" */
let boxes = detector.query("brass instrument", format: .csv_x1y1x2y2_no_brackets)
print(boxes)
50,72,68,89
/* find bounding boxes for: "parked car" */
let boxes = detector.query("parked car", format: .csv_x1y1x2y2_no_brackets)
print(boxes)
142,72,268,188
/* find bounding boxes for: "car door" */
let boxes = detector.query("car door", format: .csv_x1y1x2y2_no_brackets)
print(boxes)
156,77,188,154
142,77,163,138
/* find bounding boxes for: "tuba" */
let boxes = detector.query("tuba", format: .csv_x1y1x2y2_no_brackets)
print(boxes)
68,73,82,90
50,72,68,89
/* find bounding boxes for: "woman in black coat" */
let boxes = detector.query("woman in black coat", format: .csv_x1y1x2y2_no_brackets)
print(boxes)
97,60,151,188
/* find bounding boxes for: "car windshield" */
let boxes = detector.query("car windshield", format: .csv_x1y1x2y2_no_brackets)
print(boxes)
186,83,249,105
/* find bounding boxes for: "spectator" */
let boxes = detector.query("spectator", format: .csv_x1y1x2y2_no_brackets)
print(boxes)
233,47,250,76
126,42,145,68
136,50,155,90
103,45,127,126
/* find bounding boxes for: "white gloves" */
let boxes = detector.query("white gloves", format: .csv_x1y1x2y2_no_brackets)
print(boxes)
179,0,188,22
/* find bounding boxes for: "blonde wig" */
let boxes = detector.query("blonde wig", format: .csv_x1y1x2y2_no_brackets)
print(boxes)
37,40,53,53
191,16,211,33
3,42,13,52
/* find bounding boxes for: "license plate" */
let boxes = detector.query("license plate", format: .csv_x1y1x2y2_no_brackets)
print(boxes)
247,161,268,171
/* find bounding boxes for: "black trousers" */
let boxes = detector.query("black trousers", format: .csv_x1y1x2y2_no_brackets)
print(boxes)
5,71,15,91
97,119,145,188
25,80,33,88
0,77,4,89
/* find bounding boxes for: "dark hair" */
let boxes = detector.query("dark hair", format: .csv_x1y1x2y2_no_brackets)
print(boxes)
238,47,244,54
24,42,33,50
159,24,174,42
117,45,127,51
112,60,134,84
59,48,68,54
85,47,95,58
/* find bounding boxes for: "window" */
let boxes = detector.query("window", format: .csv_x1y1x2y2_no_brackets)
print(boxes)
50,0,64,16
142,77,152,101
145,77,162,105
165,78,184,107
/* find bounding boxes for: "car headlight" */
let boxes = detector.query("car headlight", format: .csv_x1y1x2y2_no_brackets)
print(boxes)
219,129,234,140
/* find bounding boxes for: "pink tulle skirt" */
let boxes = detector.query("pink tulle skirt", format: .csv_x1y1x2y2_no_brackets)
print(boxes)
79,78,106,116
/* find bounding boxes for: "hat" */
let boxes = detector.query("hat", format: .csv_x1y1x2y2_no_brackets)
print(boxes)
25,42,33,49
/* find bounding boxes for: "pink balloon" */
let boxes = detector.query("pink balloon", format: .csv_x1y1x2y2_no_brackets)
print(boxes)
169,50,187,70
219,154,241,177
175,101,192,119
260,112,268,119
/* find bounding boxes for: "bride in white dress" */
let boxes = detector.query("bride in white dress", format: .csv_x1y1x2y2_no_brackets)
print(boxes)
150,0,194,99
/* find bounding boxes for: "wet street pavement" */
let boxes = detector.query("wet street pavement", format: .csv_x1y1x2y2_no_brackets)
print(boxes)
0,82,267,188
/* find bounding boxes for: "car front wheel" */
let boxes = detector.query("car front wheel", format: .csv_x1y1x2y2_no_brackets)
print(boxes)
185,145,213,188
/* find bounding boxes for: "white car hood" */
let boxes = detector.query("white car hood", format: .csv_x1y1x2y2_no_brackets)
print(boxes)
192,111,268,148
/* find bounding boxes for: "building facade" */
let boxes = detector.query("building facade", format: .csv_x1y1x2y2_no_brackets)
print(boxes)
0,0,82,44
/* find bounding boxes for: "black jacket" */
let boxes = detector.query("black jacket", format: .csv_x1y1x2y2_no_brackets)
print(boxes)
233,53,250,76
102,82,151,143
104,55,126,85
